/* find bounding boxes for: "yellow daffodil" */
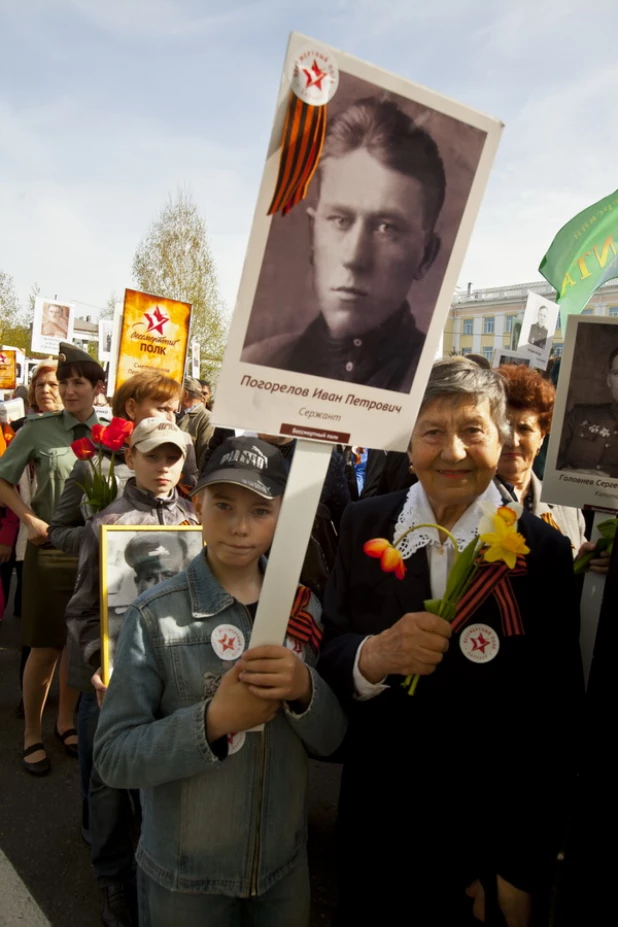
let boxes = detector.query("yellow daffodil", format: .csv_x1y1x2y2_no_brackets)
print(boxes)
479,510,530,569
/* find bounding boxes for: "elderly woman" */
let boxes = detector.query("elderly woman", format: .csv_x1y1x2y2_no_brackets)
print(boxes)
496,365,585,549
319,358,583,927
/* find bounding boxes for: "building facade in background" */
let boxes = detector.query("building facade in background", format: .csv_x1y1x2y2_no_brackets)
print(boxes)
443,279,618,361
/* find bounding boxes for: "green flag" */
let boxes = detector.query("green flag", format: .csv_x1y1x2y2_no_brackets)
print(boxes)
539,188,618,330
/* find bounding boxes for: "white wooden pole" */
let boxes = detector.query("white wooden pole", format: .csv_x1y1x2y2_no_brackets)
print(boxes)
249,438,333,648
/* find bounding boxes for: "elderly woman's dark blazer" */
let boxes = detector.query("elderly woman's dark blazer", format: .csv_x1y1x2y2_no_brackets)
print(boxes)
319,487,583,922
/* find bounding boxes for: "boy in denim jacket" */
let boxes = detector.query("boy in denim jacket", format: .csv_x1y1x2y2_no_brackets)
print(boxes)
94,437,347,927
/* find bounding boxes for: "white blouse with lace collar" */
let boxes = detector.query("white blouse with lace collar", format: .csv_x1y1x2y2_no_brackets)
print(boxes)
393,480,504,599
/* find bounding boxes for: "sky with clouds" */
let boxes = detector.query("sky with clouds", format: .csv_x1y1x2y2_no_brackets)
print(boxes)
1,0,618,322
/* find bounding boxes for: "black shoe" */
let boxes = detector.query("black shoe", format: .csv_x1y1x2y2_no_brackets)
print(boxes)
100,881,137,927
55,725,79,758
22,743,51,776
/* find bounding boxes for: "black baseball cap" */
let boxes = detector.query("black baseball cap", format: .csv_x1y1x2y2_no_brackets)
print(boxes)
191,436,288,500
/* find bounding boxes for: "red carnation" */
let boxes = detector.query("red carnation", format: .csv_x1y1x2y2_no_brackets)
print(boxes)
91,423,106,444
101,418,134,451
71,437,97,460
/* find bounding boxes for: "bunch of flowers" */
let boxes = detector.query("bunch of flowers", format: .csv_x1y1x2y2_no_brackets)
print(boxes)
71,418,134,514
364,502,530,695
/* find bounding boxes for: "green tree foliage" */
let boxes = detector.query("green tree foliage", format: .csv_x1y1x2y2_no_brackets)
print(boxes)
132,188,227,381
0,270,21,344
99,292,117,321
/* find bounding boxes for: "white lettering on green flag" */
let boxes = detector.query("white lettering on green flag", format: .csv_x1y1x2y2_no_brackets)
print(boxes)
538,188,618,330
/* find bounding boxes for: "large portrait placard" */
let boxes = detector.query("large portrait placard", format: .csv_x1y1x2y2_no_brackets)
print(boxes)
114,289,192,392
100,525,203,683
0,349,17,390
213,32,503,450
32,297,75,354
542,315,618,511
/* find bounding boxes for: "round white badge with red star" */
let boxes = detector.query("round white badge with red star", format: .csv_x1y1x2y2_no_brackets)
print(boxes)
459,623,500,664
211,624,245,661
226,731,246,756
286,636,305,661
291,46,339,106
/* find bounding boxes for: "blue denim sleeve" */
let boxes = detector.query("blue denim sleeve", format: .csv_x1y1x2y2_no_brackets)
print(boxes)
93,604,225,789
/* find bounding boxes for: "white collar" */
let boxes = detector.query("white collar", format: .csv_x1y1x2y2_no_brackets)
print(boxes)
394,480,504,561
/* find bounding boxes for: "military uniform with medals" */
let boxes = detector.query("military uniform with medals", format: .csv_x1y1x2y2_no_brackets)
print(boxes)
557,403,618,477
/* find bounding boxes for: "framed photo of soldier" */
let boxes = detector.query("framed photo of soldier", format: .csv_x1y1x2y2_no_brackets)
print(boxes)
31,297,75,354
517,292,559,370
213,32,503,451
543,315,618,511
100,525,203,683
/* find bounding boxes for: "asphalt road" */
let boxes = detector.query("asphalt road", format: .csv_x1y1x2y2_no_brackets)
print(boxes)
0,576,341,926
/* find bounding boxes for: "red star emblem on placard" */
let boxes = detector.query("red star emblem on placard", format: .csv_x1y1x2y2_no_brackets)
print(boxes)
144,306,169,335
470,633,490,654
217,633,236,652
302,59,328,91
0,353,6,364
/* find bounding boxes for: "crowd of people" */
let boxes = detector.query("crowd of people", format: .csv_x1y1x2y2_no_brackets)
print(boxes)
0,346,609,927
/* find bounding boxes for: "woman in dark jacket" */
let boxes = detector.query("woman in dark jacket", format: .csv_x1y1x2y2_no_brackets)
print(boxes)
318,358,583,926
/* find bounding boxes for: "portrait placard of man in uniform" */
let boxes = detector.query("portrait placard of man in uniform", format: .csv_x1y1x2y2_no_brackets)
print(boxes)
528,304,549,349
31,296,75,353
215,37,502,450
242,97,444,393
557,344,618,478
101,526,203,670
542,316,618,510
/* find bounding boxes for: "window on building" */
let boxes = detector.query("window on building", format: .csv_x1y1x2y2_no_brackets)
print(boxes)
462,319,473,335
581,309,593,315
461,347,472,355
482,347,494,362
483,316,495,334
505,315,514,333
552,345,563,357
609,307,618,317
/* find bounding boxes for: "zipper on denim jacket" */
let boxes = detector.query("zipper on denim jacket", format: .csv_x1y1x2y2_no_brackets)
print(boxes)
245,602,266,897
250,729,267,896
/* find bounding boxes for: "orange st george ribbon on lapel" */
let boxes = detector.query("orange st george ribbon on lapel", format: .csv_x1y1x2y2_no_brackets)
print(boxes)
450,555,527,638
268,46,339,217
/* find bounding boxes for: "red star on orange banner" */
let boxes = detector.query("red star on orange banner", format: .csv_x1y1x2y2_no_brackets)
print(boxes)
302,59,328,91
470,633,490,654
144,306,169,335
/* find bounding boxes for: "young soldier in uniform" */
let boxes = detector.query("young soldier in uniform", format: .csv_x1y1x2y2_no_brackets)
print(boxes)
242,97,445,393
557,346,618,477
94,436,347,927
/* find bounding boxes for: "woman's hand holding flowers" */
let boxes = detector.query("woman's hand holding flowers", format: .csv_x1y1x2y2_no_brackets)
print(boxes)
358,612,452,684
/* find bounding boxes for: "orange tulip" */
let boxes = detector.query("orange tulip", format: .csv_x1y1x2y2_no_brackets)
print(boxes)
363,538,406,580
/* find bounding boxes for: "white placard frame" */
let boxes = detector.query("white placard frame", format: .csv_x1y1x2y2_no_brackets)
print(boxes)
516,291,559,371
31,297,75,355
542,314,618,511
213,31,503,451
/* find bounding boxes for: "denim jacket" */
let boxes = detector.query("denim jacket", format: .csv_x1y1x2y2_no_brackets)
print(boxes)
93,551,347,897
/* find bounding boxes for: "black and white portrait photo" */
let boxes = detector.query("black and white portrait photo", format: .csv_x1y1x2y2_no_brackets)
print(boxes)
492,349,531,369
215,35,502,450
241,76,487,395
32,296,75,353
517,292,559,370
100,525,203,679
543,316,618,510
